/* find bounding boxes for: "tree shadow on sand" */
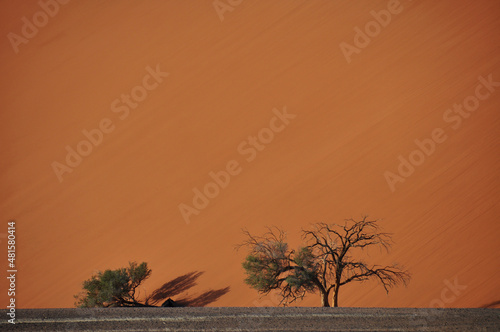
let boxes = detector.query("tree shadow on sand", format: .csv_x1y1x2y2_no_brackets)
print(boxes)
176,287,231,307
481,300,500,308
147,271,229,307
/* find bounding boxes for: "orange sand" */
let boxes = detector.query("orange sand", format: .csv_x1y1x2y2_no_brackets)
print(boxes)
0,0,499,308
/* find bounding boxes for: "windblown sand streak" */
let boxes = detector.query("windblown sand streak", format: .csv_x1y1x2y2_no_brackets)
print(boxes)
0,0,498,309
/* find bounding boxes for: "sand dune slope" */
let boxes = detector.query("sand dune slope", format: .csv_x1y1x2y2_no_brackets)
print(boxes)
0,0,499,308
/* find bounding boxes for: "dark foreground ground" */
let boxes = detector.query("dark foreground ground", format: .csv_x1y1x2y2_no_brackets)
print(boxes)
1,307,499,331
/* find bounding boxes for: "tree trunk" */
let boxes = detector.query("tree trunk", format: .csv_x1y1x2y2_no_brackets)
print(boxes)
320,291,330,307
333,285,340,307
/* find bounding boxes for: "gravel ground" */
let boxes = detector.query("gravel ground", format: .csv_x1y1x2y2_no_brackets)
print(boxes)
1,307,499,331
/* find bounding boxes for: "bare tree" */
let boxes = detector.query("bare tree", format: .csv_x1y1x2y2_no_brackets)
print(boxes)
238,217,410,307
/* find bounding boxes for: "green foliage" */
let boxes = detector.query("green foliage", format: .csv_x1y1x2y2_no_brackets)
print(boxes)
75,261,152,308
242,255,279,291
242,245,317,299
287,247,319,291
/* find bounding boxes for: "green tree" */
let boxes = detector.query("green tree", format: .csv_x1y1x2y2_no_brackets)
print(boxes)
239,217,410,307
75,261,152,307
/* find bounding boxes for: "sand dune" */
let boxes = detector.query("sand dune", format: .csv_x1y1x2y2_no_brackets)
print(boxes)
0,0,499,309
